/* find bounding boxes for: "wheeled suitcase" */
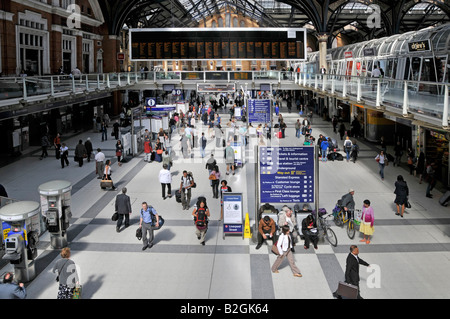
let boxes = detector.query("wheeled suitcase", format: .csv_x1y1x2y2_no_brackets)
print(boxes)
175,189,182,203
439,191,450,206
336,281,358,299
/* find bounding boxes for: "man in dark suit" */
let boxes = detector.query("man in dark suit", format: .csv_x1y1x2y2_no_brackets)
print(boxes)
115,187,132,232
345,245,370,299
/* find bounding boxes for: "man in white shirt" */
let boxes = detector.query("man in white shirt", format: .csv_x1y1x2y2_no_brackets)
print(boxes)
371,65,381,78
158,164,172,200
95,148,106,179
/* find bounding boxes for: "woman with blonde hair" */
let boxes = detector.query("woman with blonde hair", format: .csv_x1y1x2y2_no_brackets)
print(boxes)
52,248,79,299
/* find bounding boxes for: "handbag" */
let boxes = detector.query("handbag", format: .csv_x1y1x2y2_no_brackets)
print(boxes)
136,227,142,240
152,214,165,230
156,149,163,155
209,173,217,180
406,199,411,209
271,241,280,255
72,285,82,299
116,150,122,157
111,212,118,221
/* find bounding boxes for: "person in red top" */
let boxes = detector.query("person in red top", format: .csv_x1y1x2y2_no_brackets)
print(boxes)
144,137,152,162
54,133,61,159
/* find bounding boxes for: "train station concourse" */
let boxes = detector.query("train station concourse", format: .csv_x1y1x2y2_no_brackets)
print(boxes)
1,0,450,303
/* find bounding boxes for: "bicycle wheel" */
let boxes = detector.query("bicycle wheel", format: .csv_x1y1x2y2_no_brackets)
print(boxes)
334,210,344,227
324,227,338,247
347,219,356,239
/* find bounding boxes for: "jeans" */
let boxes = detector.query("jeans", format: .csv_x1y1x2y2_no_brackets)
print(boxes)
379,163,385,179
345,150,351,161
295,129,301,138
200,147,206,158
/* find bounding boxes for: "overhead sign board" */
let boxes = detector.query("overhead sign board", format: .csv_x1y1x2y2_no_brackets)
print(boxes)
197,83,235,93
129,28,307,61
259,146,315,203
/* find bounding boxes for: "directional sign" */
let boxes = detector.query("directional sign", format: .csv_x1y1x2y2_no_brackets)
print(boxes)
248,99,271,124
259,146,315,203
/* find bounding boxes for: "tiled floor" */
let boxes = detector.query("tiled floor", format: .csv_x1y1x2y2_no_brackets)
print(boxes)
1,108,450,299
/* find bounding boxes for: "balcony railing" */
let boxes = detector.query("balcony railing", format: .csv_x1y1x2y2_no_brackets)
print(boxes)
0,70,449,127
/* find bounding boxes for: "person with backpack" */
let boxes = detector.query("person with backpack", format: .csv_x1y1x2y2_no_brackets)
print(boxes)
343,137,353,162
180,170,194,210
192,199,210,245
139,202,159,251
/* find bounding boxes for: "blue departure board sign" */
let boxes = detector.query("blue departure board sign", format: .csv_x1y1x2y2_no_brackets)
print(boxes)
248,99,271,124
259,146,315,203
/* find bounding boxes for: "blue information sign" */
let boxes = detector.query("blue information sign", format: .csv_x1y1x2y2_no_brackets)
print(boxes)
222,193,244,238
248,99,271,124
259,146,315,203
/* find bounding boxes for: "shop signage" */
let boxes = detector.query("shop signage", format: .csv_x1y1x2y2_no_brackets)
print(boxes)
407,39,431,52
344,51,353,58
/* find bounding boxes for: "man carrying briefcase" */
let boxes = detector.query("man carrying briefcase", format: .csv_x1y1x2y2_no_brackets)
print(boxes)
334,245,370,299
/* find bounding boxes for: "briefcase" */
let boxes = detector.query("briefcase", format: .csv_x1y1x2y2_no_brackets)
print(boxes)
100,179,113,189
337,281,358,299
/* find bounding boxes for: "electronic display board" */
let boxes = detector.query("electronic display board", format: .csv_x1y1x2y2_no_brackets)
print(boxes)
130,28,307,61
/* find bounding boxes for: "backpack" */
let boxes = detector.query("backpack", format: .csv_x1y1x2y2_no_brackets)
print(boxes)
195,207,208,227
182,172,197,188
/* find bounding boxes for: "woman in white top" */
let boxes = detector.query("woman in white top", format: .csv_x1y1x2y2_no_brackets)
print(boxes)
375,150,388,180
271,226,302,277
103,159,116,190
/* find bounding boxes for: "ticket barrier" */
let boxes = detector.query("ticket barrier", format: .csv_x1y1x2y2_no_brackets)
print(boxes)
0,201,40,282
38,180,72,249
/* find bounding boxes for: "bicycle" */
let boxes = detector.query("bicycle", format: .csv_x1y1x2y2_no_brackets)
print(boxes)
317,211,338,247
333,202,360,239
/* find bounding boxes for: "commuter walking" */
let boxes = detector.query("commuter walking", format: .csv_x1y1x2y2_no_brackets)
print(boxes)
103,160,117,190
101,121,107,142
139,202,159,251
271,225,302,277
85,137,93,162
52,247,80,299
113,120,120,140
74,139,87,167
278,206,298,252
162,150,172,170
192,199,210,246
53,133,61,160
115,187,132,232
179,170,194,210
343,137,353,162
0,272,27,299
344,245,370,299
39,134,50,160
225,142,235,175
60,143,69,168
200,132,207,158
95,148,105,179
425,162,437,198
209,166,221,198
416,152,425,183
375,150,387,180
295,119,301,138
394,175,409,217
320,137,329,162
159,164,172,199
393,142,403,167
116,140,123,166
144,137,152,162
359,200,374,244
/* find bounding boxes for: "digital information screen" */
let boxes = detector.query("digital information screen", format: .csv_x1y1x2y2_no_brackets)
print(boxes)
259,146,315,203
130,28,306,61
